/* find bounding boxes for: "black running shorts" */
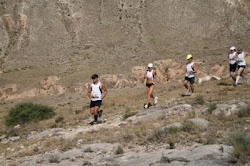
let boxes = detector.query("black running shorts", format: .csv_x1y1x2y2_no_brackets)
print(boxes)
185,77,195,84
90,100,102,108
146,83,154,88
229,63,237,72
238,65,246,69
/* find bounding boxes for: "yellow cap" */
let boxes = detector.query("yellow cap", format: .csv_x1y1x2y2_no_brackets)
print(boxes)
186,54,193,60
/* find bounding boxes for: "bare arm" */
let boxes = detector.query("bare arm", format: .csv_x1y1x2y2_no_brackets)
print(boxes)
154,69,157,81
144,70,147,79
192,63,197,73
224,53,229,61
87,84,92,99
101,83,108,99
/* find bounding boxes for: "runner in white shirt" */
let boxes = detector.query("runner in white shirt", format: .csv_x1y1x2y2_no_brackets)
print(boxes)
226,46,237,82
144,63,158,109
183,54,197,95
235,48,250,86
87,74,108,125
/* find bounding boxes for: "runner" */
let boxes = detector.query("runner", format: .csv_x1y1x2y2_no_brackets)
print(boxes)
183,54,197,95
87,74,108,125
235,47,249,86
144,63,158,109
227,46,237,82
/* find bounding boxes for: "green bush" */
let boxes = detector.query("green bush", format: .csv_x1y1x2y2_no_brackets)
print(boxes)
208,103,217,114
230,131,250,163
168,127,181,135
115,145,124,155
123,107,137,120
237,105,250,118
5,103,56,126
193,95,205,105
182,121,196,133
55,116,64,123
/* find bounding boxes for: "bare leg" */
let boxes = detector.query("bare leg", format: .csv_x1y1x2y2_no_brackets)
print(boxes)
148,86,155,102
183,80,189,90
190,83,194,93
236,67,244,85
90,107,95,115
230,72,236,82
146,86,151,104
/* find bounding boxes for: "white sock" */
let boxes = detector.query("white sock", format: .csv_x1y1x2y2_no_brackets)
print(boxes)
235,76,241,85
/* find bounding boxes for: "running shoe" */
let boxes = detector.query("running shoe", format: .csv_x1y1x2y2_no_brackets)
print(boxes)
154,97,158,104
89,121,95,125
144,104,148,109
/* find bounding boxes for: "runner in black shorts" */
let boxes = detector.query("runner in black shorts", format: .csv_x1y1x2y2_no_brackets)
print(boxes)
183,54,197,95
87,74,108,125
235,48,249,86
144,63,158,109
226,46,237,82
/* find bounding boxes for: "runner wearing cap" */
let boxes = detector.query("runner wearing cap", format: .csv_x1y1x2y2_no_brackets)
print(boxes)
226,46,237,82
183,54,197,95
235,48,249,86
87,74,108,125
144,63,158,109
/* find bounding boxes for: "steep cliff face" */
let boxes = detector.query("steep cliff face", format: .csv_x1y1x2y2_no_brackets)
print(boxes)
0,0,249,86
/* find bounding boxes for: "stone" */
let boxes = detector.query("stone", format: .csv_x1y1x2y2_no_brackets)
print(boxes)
57,149,83,160
213,104,240,116
198,76,211,84
211,75,221,80
27,128,66,139
81,143,121,153
9,136,20,142
159,122,183,133
188,118,210,128
126,107,166,122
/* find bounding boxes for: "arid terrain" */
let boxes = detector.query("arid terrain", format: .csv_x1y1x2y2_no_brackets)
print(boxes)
0,0,250,165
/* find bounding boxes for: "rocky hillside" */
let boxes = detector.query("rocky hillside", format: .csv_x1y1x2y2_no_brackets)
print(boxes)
0,1,250,166
0,0,250,88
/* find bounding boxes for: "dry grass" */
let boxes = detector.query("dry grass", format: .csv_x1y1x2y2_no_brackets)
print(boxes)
0,77,249,160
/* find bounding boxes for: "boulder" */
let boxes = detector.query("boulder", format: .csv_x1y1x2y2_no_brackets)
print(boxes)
188,118,210,128
213,104,240,116
198,76,211,84
27,128,66,139
40,76,60,90
81,143,121,153
159,122,183,133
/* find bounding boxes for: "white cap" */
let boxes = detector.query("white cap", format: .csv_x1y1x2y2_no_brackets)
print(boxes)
230,46,236,50
148,63,153,68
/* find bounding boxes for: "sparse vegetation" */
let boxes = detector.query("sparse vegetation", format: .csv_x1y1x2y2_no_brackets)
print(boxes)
208,103,217,114
182,121,196,133
193,95,205,105
230,131,250,163
167,133,178,149
237,105,250,118
167,127,181,149
55,116,64,123
49,154,60,163
5,103,56,126
122,107,137,120
115,145,124,155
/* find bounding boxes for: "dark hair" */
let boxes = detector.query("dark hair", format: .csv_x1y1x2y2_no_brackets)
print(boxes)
237,47,243,52
91,74,98,79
